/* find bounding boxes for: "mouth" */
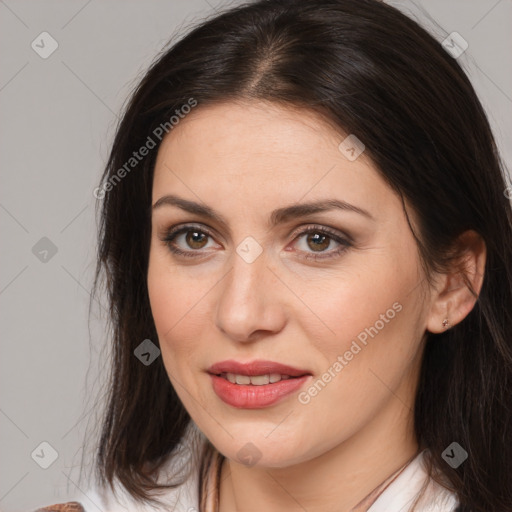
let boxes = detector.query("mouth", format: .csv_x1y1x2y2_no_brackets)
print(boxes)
206,359,312,408
212,372,299,385
207,359,311,377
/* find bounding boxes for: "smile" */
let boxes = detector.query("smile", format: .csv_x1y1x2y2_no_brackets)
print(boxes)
208,373,311,408
218,372,294,385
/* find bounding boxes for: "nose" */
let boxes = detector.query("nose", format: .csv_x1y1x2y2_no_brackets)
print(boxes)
214,247,287,343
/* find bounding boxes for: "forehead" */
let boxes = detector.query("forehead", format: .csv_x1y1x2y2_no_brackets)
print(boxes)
156,100,343,166
151,100,397,220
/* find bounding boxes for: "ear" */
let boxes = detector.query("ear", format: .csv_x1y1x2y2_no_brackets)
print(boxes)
426,230,486,334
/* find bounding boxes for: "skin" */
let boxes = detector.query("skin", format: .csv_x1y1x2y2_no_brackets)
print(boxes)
147,100,486,512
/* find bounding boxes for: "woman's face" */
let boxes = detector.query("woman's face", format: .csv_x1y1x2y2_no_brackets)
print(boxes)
148,100,431,467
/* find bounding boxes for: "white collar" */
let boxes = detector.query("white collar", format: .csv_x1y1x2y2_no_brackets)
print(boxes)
82,435,459,512
367,450,459,512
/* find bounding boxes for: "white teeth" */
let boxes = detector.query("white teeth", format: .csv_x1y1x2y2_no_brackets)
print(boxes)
250,374,270,385
235,374,251,385
223,373,293,385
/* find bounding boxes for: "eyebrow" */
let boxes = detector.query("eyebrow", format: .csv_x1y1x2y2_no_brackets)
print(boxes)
152,194,374,228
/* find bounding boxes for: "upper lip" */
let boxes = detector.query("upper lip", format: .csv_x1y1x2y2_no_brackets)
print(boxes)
207,359,311,377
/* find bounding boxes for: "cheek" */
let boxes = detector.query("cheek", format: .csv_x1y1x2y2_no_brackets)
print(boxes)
297,260,417,352
147,253,215,379
148,243,196,327
148,270,190,336
291,270,423,441
295,252,425,409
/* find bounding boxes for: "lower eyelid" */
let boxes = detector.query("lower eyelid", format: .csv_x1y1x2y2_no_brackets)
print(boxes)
296,236,350,259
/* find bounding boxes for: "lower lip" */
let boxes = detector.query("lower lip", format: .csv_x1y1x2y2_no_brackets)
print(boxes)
209,374,311,409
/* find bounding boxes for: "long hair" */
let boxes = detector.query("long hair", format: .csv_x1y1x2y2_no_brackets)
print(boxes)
89,1,512,510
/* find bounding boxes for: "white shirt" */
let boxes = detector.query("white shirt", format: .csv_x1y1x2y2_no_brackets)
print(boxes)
78,425,459,512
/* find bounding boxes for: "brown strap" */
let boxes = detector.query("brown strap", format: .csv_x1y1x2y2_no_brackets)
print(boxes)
34,501,85,512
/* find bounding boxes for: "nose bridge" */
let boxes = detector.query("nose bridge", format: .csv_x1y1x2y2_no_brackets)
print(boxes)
215,243,284,341
222,245,269,314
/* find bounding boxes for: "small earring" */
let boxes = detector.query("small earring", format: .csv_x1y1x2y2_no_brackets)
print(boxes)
442,318,450,329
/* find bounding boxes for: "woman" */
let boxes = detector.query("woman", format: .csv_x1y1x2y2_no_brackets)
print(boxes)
35,0,512,510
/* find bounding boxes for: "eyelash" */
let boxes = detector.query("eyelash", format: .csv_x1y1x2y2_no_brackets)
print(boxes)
160,224,352,261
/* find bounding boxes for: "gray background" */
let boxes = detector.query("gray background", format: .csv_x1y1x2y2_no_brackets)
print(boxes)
1,0,511,510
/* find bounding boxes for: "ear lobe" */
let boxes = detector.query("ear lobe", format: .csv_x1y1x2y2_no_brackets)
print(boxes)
426,230,486,334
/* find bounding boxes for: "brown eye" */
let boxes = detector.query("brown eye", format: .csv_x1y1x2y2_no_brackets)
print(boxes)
291,225,352,261
305,232,331,252
185,230,209,249
161,223,351,262
161,225,216,258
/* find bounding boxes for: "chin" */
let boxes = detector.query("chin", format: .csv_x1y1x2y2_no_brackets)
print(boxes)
209,435,309,469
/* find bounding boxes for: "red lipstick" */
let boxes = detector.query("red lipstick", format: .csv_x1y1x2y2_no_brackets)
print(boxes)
207,359,312,409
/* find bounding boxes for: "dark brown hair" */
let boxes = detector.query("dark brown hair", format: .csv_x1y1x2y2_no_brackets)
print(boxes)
87,0,512,510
